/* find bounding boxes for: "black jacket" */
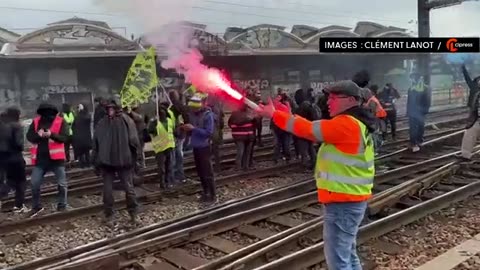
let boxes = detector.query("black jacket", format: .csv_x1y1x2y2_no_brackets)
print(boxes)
72,110,92,151
93,105,106,127
26,103,69,168
0,121,24,163
93,111,140,168
344,106,377,134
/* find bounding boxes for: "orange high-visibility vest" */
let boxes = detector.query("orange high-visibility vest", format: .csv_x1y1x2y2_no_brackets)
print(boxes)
367,96,387,118
31,116,66,165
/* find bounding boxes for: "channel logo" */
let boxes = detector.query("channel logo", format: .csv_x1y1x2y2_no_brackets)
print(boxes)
446,38,458,52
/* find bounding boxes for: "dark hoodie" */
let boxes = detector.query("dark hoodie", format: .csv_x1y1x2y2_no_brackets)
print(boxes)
72,104,92,152
26,103,69,168
343,106,377,134
294,89,320,121
0,107,24,162
352,70,371,88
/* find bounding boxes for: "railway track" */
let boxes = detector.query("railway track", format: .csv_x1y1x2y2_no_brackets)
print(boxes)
239,157,480,270
2,114,467,213
0,117,466,219
22,112,470,183
21,106,469,174
4,126,470,270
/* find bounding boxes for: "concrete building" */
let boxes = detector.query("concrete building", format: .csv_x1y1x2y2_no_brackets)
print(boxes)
0,18,475,117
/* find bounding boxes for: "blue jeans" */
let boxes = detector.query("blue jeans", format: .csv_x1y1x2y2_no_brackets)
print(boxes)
31,166,67,210
174,138,186,181
323,201,367,270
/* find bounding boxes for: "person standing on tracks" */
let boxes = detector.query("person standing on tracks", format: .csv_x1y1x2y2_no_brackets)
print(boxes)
93,97,107,128
26,103,69,217
72,104,92,168
92,99,140,224
407,73,431,153
252,89,264,147
459,64,480,160
294,88,320,170
168,90,189,184
256,80,376,270
147,104,176,190
378,83,401,141
61,103,75,163
228,104,256,170
207,94,225,173
271,91,293,164
366,85,387,154
183,93,216,204
0,107,28,213
128,106,147,168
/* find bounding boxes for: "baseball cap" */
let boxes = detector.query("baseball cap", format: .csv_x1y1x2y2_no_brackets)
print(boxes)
324,80,363,99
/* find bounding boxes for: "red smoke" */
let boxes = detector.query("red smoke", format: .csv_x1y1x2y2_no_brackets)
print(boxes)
162,48,245,106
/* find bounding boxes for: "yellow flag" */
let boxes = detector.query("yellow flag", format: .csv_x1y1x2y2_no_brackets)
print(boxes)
120,47,158,108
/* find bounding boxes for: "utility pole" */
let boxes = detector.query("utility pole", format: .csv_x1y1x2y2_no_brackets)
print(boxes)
416,0,477,85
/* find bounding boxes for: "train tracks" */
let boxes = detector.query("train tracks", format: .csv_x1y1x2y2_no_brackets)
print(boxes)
4,124,471,270
246,158,480,270
0,113,466,217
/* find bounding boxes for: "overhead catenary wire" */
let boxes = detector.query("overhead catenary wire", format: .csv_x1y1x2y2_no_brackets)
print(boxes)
199,0,411,24
0,4,413,29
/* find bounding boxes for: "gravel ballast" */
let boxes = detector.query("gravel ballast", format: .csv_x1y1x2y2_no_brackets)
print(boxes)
0,169,311,267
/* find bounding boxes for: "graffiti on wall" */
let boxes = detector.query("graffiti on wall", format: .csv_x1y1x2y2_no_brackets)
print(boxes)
41,85,79,94
310,81,336,94
40,25,115,46
234,79,270,92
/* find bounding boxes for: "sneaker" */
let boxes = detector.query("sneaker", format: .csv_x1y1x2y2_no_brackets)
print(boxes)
412,145,420,153
28,208,45,218
13,205,29,214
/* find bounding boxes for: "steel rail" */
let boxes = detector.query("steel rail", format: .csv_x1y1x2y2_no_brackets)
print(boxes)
193,162,459,270
24,111,468,177
2,121,469,270
0,162,302,234
2,145,281,206
30,145,465,270
192,150,480,270
7,121,463,207
253,179,480,270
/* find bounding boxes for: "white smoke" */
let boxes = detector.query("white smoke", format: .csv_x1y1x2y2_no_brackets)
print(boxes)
94,0,230,95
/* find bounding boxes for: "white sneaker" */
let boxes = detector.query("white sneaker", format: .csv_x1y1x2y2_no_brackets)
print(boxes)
412,145,420,152
13,205,29,214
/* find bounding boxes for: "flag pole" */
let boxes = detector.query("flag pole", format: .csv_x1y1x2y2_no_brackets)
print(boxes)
155,84,159,120
159,82,173,109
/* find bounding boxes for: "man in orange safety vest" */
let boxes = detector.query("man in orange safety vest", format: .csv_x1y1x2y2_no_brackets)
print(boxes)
257,80,377,270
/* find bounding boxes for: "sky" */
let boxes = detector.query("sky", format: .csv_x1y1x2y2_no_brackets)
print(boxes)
0,0,479,38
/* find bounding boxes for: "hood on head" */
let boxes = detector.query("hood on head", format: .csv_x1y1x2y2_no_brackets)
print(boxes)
294,89,305,105
5,106,21,122
352,70,370,88
37,103,59,116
